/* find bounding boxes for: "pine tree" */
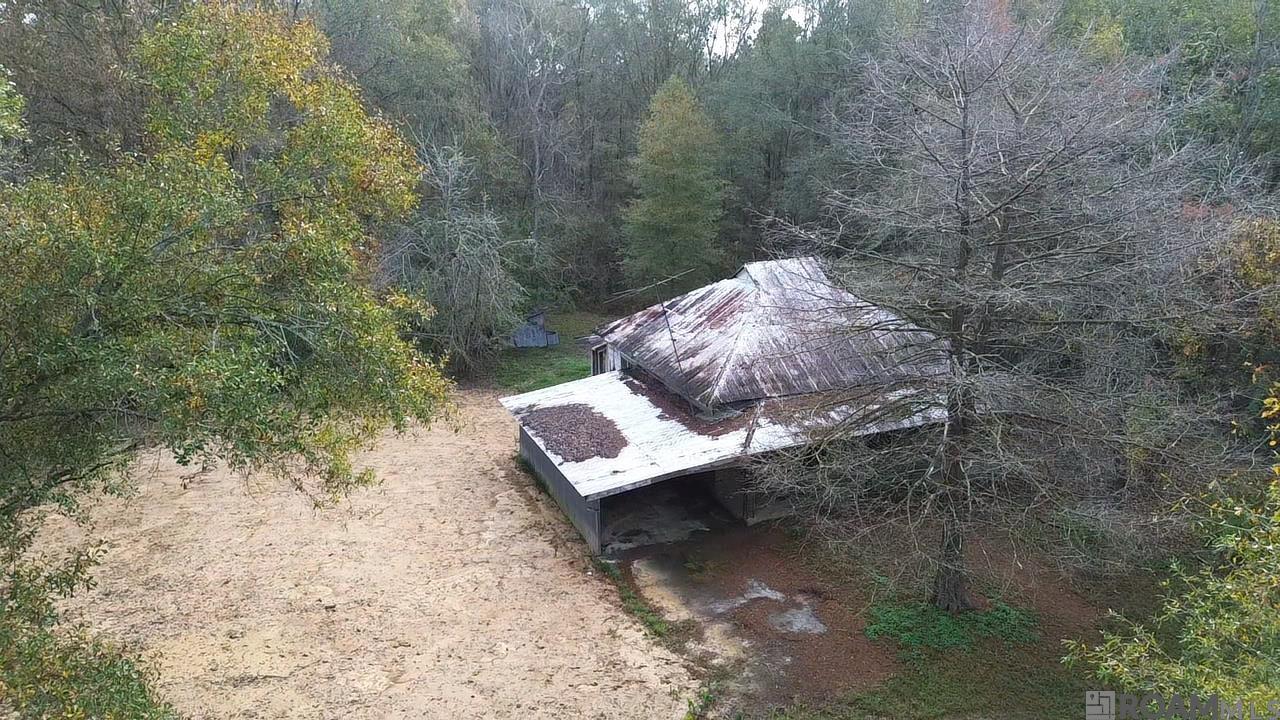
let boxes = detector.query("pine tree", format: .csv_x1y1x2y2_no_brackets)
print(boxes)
623,76,725,291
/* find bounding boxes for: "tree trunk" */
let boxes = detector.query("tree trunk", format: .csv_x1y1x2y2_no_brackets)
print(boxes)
931,63,978,615
932,515,975,612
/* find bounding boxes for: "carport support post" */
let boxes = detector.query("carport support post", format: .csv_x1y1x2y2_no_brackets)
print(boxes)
710,467,751,523
587,499,602,555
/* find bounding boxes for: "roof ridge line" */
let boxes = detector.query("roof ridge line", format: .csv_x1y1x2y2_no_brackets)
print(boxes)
703,287,758,407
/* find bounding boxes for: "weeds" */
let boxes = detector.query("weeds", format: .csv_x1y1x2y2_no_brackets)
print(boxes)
592,558,670,637
682,553,717,578
864,600,1039,652
684,682,719,719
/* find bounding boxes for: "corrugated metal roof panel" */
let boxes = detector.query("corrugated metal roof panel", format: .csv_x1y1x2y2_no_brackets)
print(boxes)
595,257,949,408
500,370,944,501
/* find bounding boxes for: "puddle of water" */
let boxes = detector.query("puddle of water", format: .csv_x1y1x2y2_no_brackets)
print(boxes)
707,579,786,615
767,605,828,634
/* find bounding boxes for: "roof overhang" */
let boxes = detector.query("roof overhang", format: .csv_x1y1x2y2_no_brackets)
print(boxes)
500,371,946,502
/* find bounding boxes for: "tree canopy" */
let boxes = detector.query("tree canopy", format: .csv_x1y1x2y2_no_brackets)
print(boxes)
622,75,725,292
1,6,450,716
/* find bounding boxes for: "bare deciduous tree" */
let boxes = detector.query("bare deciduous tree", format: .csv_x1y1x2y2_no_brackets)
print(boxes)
758,2,1244,611
382,144,532,374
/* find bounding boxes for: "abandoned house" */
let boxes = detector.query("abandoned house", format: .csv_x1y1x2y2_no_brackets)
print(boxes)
499,257,949,553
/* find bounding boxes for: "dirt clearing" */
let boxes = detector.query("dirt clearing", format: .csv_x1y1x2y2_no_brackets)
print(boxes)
37,389,696,719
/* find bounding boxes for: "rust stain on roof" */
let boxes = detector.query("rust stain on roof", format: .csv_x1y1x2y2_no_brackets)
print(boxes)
596,257,948,409
621,371,752,438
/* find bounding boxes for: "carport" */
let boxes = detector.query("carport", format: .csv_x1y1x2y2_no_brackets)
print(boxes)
500,369,943,554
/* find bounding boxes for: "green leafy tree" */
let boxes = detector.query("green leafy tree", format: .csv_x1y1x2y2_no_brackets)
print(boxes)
311,0,483,141
0,65,24,174
1066,476,1280,705
0,0,160,156
1,5,450,716
622,75,725,291
1059,0,1280,186
0,67,22,140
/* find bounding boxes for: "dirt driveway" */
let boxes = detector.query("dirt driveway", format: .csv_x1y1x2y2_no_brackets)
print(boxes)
39,389,696,719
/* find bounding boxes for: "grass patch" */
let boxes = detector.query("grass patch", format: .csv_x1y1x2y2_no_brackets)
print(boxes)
772,600,1079,720
593,557,670,637
489,310,608,392
864,599,1040,652
492,353,591,393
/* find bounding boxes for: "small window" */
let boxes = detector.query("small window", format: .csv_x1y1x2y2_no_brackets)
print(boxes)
591,346,606,375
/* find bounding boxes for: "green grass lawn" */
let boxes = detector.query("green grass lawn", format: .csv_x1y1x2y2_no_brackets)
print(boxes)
488,310,611,393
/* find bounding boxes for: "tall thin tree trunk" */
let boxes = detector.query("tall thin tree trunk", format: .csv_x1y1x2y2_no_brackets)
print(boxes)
931,55,979,614
932,511,974,612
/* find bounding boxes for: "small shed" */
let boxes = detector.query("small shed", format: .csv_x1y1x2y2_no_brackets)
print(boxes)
512,310,560,348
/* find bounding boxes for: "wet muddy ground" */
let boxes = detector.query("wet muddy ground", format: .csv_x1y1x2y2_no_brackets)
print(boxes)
618,524,899,710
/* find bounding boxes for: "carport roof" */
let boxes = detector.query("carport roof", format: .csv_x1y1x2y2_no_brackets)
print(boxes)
499,370,944,501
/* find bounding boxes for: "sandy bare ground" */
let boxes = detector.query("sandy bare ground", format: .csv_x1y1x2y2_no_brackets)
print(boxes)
38,389,696,719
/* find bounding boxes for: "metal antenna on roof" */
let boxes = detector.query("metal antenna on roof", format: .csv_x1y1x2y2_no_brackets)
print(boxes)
660,298,685,374
602,268,697,306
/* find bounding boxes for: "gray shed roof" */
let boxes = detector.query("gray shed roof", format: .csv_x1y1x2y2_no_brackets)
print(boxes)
595,257,948,409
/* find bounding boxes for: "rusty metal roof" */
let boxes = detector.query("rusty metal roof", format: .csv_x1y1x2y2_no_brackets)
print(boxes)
595,257,948,409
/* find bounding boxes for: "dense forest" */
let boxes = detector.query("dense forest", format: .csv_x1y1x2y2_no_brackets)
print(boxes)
2,0,1279,716
8,0,1270,334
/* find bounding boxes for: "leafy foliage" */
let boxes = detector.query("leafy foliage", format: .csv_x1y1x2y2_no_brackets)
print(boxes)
0,538,176,719
3,4,447,513
1066,478,1280,704
0,67,23,141
1067,370,1280,703
1,5,451,717
0,65,24,174
622,76,725,292
1060,0,1280,186
313,0,479,139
